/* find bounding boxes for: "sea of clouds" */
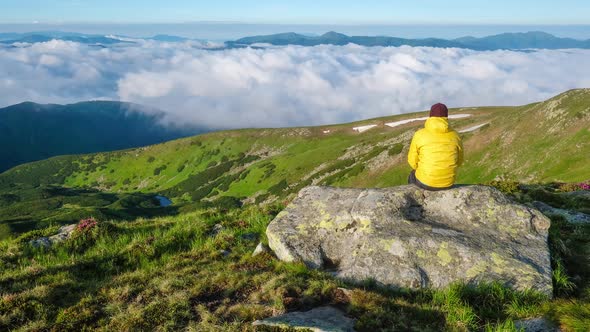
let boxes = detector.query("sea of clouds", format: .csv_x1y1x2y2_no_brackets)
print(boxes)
1,39,590,129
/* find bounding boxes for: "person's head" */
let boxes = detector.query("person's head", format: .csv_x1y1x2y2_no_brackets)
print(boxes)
430,103,448,118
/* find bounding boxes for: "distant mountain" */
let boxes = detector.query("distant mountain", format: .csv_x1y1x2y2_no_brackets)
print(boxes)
227,31,465,48
3,89,588,203
454,31,590,50
5,30,588,50
0,32,204,45
0,32,129,45
0,101,205,172
149,34,190,42
228,31,590,50
0,32,20,41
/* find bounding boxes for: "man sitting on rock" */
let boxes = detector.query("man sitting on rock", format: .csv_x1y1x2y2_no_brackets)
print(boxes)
407,103,463,190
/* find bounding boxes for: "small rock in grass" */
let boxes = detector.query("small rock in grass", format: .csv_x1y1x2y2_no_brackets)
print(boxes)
514,317,560,332
252,242,270,257
252,306,355,332
29,224,77,248
29,237,52,248
210,224,224,236
333,287,353,304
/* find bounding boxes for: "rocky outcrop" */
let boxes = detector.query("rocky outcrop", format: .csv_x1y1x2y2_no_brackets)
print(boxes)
532,201,590,224
266,185,553,296
29,224,77,248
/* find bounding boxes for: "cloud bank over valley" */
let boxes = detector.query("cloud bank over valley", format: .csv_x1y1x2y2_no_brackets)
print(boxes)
1,39,590,128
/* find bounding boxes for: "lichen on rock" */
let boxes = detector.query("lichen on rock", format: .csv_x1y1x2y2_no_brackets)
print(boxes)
266,185,553,296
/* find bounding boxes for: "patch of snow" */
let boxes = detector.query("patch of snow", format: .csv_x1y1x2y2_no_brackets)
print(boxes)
385,117,428,128
385,114,472,128
449,114,473,119
352,124,377,133
459,122,490,133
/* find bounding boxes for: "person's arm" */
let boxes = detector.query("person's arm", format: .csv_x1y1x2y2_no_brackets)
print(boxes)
408,133,419,170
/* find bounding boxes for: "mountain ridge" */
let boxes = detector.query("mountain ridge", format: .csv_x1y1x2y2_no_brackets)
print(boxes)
1,89,588,208
2,30,590,50
0,100,205,173
228,31,590,50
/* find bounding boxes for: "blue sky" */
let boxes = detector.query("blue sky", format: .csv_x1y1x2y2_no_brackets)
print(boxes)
2,0,590,24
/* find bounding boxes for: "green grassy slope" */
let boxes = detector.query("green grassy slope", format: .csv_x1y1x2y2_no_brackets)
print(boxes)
2,89,589,200
1,188,589,331
0,101,202,173
1,89,590,330
0,89,589,237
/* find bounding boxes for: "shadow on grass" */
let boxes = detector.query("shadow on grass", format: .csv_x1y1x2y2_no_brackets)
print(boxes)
0,185,182,238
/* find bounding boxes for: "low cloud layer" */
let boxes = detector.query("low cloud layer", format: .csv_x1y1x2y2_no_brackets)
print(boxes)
2,40,590,129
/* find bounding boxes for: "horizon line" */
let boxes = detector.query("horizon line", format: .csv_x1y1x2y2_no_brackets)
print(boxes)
2,21,590,26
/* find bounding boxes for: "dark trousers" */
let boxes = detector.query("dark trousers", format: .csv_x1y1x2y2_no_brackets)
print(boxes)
408,170,452,191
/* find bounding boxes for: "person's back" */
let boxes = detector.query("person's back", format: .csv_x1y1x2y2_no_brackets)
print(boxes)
407,103,463,190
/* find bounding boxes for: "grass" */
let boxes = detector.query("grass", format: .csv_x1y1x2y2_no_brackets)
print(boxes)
1,89,590,330
1,90,588,205
0,91,588,240
1,192,590,331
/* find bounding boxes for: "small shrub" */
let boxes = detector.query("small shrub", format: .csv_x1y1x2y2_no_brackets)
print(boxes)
557,182,581,192
177,164,186,173
77,217,98,233
388,143,404,156
154,165,167,176
147,156,156,163
239,170,250,180
212,196,243,211
486,181,522,195
268,179,288,196
65,218,112,252
255,193,270,204
553,261,576,297
528,188,567,207
0,193,20,206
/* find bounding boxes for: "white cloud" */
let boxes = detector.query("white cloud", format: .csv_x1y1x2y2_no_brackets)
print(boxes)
1,40,590,129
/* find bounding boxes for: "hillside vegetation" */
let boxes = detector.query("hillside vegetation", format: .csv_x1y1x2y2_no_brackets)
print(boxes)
1,89,589,232
0,89,589,331
0,101,201,173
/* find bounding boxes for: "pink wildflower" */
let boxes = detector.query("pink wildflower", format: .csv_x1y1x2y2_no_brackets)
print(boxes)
77,218,98,232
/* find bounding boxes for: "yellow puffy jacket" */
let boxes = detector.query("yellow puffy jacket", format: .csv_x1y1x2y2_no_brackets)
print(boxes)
407,117,463,188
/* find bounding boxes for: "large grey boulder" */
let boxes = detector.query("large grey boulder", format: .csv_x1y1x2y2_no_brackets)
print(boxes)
267,185,552,296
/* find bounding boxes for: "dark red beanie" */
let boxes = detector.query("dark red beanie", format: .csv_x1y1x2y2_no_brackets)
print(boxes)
430,103,448,117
